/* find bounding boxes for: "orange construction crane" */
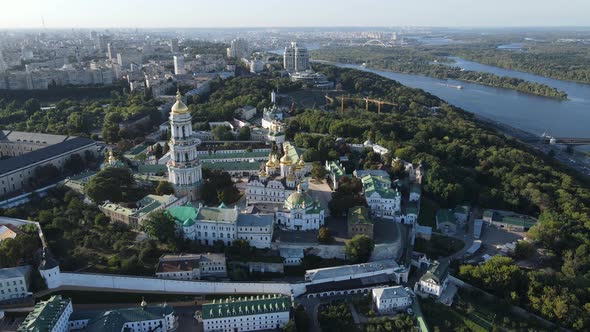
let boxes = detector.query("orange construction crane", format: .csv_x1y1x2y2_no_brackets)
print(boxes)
326,94,397,114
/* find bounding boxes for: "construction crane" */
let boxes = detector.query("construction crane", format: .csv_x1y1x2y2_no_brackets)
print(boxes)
325,95,397,114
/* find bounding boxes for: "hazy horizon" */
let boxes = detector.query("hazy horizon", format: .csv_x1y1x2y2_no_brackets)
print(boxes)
1,0,589,29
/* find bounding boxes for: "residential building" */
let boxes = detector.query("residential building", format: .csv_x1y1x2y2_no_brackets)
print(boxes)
155,253,227,280
173,55,185,75
283,42,309,72
200,294,290,332
69,300,177,331
0,265,31,302
18,295,73,332
226,38,248,59
347,206,374,239
436,209,457,234
372,286,412,313
275,186,325,231
167,91,203,200
361,174,401,220
415,260,449,298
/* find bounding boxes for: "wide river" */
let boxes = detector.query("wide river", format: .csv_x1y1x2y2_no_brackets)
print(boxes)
325,60,590,140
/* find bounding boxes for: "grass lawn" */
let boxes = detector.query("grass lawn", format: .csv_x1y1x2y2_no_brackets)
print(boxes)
417,197,438,228
413,233,465,259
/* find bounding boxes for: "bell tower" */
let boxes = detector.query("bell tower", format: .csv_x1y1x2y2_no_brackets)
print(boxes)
166,91,202,200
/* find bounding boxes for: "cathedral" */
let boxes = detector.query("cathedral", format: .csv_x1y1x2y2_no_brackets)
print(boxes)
246,142,309,205
166,91,203,200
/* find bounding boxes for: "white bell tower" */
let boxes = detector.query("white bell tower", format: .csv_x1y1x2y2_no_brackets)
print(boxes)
167,91,202,200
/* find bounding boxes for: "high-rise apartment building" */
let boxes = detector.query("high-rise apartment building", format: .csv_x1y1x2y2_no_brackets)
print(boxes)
283,42,309,72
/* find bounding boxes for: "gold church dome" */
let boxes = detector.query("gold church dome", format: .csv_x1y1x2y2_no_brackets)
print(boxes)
171,90,189,114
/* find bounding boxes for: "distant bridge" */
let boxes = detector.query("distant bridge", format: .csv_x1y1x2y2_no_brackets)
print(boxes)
362,39,391,47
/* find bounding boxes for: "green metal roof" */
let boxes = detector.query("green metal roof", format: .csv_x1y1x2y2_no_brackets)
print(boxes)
202,161,262,171
18,296,71,332
137,164,167,174
168,205,198,227
420,260,449,285
199,151,268,160
202,295,290,320
361,174,400,199
286,191,314,209
70,305,174,332
499,216,537,228
347,206,373,225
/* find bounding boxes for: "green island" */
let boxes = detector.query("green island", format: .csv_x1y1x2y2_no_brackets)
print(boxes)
311,46,569,99
443,42,590,84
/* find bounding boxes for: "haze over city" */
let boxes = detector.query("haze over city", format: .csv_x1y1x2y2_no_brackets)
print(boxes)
0,0,590,29
1,1,590,332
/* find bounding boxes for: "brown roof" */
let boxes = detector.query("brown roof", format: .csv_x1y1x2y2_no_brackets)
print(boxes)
0,224,24,241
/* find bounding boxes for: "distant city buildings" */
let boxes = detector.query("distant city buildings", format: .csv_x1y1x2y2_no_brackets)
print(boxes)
283,42,309,72
226,38,248,59
173,55,186,75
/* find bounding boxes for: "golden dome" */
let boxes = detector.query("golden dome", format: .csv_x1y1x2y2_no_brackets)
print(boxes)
171,90,189,114
280,153,293,165
297,158,305,166
265,153,276,167
260,169,267,177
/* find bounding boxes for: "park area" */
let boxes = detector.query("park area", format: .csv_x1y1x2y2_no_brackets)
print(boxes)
420,288,550,331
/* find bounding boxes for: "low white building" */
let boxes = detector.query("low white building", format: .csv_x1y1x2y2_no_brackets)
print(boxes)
361,174,401,220
415,260,450,298
200,294,290,332
372,286,412,313
168,203,273,248
279,248,305,266
237,106,257,120
237,214,274,249
0,265,31,302
305,260,409,285
275,186,325,231
155,253,227,280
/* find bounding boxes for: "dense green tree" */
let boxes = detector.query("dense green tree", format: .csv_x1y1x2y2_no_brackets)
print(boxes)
311,161,327,180
238,126,251,140
86,167,135,203
345,234,374,263
317,227,334,244
155,181,175,195
142,210,177,244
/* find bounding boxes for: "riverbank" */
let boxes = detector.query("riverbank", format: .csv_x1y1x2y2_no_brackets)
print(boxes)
311,47,569,99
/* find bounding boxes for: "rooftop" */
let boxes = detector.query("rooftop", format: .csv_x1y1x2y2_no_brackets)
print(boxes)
18,295,71,332
361,174,399,199
305,260,399,282
0,137,96,176
0,130,70,145
202,295,290,320
420,260,449,285
237,214,274,228
372,285,411,300
69,304,174,332
0,265,31,279
347,206,373,225
436,209,455,224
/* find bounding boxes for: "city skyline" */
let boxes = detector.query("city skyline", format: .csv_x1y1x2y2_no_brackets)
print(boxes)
0,0,589,29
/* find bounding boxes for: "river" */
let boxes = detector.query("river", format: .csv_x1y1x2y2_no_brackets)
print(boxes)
327,61,590,141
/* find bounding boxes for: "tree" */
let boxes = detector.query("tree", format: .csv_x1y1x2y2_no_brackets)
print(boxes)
142,210,177,243
86,167,135,203
514,241,536,260
153,143,164,160
238,126,251,140
311,161,327,180
317,227,334,244
155,181,175,195
212,125,234,141
345,234,374,263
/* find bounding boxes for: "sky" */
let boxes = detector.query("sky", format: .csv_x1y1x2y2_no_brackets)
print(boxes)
0,0,589,29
